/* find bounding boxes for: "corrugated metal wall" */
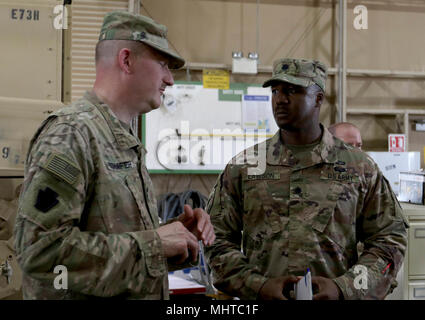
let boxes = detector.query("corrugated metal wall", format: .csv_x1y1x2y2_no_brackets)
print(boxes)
70,0,129,101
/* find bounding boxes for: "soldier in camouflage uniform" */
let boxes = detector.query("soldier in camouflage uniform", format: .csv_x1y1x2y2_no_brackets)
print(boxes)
205,58,408,300
14,11,215,299
329,122,363,150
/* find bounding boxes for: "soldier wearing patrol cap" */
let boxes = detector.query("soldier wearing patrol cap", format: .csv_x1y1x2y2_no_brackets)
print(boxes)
14,11,215,299
205,58,408,300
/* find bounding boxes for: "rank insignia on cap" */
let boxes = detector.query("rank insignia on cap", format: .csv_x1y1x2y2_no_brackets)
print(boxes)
281,64,289,71
99,11,185,69
35,187,59,213
43,154,80,185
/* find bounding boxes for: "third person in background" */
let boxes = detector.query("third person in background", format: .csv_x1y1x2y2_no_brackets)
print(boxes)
328,122,363,150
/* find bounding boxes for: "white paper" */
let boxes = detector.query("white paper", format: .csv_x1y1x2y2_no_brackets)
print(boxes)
295,270,313,300
241,95,273,132
168,274,205,290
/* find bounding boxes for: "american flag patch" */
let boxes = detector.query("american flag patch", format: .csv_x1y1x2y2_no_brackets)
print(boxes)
44,154,80,185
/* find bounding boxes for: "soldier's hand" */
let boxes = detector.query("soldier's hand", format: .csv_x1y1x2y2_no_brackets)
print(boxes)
177,205,215,246
312,276,342,300
258,276,300,300
156,221,199,264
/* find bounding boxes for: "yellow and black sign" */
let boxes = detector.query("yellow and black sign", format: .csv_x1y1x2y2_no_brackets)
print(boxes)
202,69,230,90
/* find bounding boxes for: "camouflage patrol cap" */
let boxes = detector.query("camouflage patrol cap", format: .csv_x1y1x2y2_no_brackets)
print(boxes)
263,58,328,92
98,11,185,69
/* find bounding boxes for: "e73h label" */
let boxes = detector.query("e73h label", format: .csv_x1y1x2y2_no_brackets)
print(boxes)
11,9,40,21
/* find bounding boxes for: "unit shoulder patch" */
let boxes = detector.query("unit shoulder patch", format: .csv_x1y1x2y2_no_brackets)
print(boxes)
34,187,59,213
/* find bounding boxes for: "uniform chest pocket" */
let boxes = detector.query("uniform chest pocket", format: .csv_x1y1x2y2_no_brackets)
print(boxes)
125,174,155,230
243,179,289,236
310,181,343,233
242,179,290,268
309,179,357,251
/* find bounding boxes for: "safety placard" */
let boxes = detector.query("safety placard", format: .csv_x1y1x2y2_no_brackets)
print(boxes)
388,134,406,152
202,69,230,90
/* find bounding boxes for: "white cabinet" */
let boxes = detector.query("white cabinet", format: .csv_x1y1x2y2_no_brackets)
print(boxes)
408,223,425,276
400,203,425,300
408,281,425,300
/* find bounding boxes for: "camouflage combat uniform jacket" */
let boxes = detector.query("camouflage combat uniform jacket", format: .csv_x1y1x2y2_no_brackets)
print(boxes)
14,91,168,299
205,126,408,300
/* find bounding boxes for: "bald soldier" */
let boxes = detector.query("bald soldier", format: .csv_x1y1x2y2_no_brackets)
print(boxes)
329,122,363,149
14,11,214,299
205,58,408,300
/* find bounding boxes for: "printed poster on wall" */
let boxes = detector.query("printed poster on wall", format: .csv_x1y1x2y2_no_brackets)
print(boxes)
241,95,273,132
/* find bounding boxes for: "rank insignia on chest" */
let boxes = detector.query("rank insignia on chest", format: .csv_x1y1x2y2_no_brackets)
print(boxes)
328,164,354,182
247,172,280,180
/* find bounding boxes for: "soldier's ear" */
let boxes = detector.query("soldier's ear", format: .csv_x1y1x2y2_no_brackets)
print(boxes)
315,91,324,108
117,48,132,74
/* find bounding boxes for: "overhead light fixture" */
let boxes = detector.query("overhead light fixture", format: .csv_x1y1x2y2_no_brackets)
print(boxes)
248,52,259,60
232,51,258,74
232,51,243,59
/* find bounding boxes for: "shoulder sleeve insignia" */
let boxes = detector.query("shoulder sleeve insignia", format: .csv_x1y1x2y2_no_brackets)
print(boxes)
35,187,59,213
43,154,80,185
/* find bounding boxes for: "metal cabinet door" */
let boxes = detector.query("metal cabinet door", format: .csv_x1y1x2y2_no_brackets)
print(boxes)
408,281,425,300
408,222,425,276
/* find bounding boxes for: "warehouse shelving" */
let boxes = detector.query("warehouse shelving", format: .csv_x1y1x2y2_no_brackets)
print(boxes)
183,0,425,152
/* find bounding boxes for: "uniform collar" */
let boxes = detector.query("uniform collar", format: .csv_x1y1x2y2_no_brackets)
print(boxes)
266,124,338,168
84,91,142,151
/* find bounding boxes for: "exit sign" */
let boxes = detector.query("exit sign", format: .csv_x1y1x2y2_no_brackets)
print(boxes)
388,134,406,152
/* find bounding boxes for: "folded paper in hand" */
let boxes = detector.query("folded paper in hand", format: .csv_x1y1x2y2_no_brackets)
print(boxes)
295,269,312,300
